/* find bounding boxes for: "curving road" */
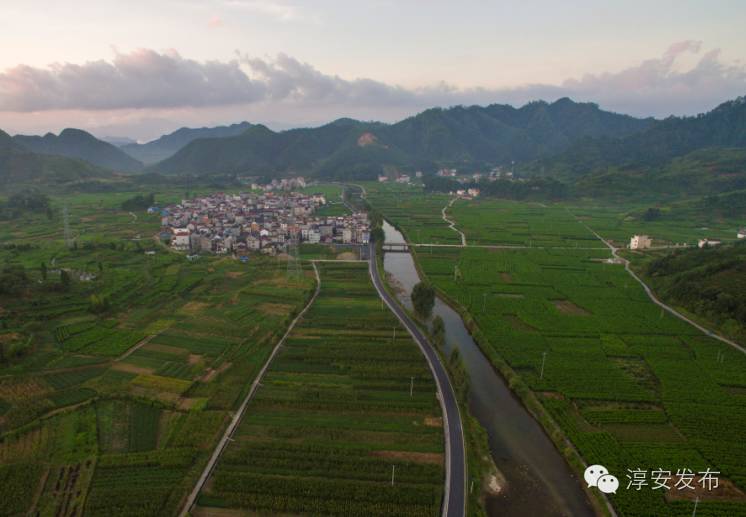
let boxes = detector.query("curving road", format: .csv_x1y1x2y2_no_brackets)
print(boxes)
576,216,746,356
369,243,466,517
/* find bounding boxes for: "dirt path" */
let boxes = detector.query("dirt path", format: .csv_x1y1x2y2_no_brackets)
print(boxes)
116,333,159,362
441,197,467,247
178,263,322,517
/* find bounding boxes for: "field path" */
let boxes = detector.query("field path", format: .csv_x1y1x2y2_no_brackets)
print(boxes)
442,197,467,246
369,243,466,517
116,333,159,361
178,263,322,517
573,213,746,356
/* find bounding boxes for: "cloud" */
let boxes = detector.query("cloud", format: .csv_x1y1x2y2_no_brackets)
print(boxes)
222,0,300,22
555,40,746,116
207,15,224,28
1,42,744,120
0,48,264,111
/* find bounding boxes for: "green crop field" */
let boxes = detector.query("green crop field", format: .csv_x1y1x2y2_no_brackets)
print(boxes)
0,189,316,516
363,189,746,516
364,183,460,244
198,262,445,516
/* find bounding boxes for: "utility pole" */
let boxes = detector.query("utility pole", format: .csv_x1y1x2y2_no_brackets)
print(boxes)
483,292,487,313
540,351,547,380
393,327,396,343
692,496,699,517
391,465,396,486
410,376,414,397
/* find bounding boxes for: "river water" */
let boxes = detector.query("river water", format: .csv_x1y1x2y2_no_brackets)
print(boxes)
381,221,596,517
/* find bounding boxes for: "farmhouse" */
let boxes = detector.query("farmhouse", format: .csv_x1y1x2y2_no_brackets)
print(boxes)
629,235,652,250
698,238,722,248
171,228,191,251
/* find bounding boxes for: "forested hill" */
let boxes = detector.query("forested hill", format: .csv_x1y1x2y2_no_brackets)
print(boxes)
0,129,108,185
641,240,746,344
13,128,143,173
121,121,254,164
152,98,653,177
539,96,746,176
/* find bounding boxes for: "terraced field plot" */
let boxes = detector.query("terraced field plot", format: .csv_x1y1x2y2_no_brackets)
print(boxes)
198,262,445,516
0,192,315,516
416,245,746,516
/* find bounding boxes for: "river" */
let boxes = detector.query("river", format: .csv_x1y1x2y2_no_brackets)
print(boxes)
381,221,596,517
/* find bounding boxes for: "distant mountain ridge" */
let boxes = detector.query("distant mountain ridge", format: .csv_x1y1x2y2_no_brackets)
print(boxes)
540,96,746,176
13,129,143,173
152,99,653,177
1,129,108,185
122,121,254,164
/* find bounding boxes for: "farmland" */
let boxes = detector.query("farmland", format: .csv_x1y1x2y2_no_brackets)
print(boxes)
363,182,744,249
197,262,445,516
364,183,461,244
0,189,315,516
363,188,746,516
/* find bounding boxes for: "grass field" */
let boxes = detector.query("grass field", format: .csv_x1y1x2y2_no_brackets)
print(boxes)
364,188,746,516
198,262,445,516
0,189,316,516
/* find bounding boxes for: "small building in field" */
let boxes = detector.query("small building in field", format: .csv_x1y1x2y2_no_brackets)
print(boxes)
630,235,652,250
738,228,746,239
698,238,722,248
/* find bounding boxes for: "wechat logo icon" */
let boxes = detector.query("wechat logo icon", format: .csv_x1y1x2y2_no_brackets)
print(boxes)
585,464,619,494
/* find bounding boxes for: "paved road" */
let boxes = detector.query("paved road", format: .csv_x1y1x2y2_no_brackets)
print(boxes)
577,217,746,356
178,263,322,517
369,244,466,517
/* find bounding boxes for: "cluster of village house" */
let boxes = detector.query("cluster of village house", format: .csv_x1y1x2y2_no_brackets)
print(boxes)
630,229,746,250
377,167,519,198
161,191,370,256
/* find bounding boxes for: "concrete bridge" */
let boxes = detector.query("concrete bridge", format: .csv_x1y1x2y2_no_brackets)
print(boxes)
381,243,410,252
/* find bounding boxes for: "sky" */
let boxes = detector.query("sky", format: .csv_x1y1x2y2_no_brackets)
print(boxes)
1,0,745,142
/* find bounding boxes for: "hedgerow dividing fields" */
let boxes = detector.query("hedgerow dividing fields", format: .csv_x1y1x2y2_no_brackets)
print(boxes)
0,191,316,516
415,243,746,516
198,262,445,516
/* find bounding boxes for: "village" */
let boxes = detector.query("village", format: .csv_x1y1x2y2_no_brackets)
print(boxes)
160,190,370,256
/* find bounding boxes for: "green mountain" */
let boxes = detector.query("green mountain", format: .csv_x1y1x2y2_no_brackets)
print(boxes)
0,129,108,186
122,121,254,164
13,128,143,172
641,240,746,343
540,96,746,177
384,98,652,163
152,99,652,177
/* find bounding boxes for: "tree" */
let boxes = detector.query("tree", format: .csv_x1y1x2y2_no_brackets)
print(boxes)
411,282,435,319
60,269,71,290
643,207,662,221
431,315,445,349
